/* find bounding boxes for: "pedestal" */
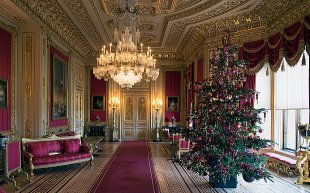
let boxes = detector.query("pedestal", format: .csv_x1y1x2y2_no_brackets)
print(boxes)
112,129,119,142
153,109,161,142
296,150,310,184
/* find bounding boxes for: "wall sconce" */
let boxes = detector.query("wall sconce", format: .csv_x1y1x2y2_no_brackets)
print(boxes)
109,97,120,130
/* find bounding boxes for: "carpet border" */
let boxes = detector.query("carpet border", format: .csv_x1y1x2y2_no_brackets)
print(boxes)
147,142,161,193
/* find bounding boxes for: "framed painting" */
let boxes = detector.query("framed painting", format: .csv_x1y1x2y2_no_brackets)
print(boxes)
0,79,7,108
166,96,179,112
92,95,104,111
52,55,68,120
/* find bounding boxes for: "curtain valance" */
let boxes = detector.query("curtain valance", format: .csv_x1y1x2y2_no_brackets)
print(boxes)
239,15,310,74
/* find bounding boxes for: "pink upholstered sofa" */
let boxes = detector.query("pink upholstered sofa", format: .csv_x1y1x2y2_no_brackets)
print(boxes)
22,135,93,177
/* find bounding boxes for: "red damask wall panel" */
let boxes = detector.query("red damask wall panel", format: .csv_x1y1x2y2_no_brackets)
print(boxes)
49,46,69,128
90,72,107,122
197,58,204,82
165,71,181,122
0,27,11,131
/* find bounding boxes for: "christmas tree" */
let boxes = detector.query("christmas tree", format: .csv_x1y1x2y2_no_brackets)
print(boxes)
175,32,273,185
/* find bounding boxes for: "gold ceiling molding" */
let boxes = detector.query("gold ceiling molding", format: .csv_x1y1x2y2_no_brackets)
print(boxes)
179,28,204,60
268,2,310,35
196,12,266,38
88,0,113,42
136,4,158,15
140,34,156,43
164,22,186,50
139,22,158,32
163,0,251,49
157,0,177,14
11,0,94,61
62,0,105,48
175,0,202,11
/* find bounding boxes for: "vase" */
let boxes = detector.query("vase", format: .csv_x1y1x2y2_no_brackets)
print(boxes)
209,175,237,188
242,173,255,183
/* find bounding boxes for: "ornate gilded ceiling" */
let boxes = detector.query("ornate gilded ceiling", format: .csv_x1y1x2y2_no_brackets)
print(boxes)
3,0,310,65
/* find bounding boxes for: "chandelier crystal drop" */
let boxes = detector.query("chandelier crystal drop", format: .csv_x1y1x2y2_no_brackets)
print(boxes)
93,1,159,89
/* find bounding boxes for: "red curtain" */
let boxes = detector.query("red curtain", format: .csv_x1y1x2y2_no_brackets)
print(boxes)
90,72,107,121
0,27,11,132
197,58,204,82
268,33,284,71
165,71,181,122
240,40,266,74
49,46,69,128
283,22,304,66
239,15,310,74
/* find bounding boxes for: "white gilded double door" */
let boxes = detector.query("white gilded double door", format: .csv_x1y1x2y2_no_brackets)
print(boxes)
121,92,150,141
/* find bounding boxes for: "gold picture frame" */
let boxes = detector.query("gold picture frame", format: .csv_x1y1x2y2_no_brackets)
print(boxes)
52,55,68,120
92,95,105,111
166,96,179,112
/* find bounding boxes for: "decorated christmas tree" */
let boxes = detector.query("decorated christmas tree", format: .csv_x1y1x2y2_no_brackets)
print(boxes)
175,32,273,186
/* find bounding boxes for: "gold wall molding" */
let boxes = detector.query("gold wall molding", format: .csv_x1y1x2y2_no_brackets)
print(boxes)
22,32,35,137
125,97,133,121
42,37,46,55
24,120,32,138
25,78,31,98
42,77,46,98
138,97,147,121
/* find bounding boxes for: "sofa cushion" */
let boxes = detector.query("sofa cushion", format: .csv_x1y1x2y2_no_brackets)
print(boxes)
63,139,81,153
32,152,91,166
48,140,63,153
27,142,49,158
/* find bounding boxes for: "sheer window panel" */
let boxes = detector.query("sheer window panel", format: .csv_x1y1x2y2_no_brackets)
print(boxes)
283,110,297,150
300,109,309,124
301,51,309,108
255,64,271,109
275,61,288,109
287,64,303,108
274,110,284,150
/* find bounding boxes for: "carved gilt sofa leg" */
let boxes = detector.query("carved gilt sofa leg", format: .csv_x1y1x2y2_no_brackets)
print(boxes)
28,154,35,179
7,174,20,190
90,155,94,166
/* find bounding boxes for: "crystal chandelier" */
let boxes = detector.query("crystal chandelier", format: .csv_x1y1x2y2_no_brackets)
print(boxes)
93,0,159,89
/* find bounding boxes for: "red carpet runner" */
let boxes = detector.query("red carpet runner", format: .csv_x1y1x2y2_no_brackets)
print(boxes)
92,141,160,193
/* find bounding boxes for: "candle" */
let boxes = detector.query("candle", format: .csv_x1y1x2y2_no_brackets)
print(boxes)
103,45,106,54
141,43,143,53
109,43,112,53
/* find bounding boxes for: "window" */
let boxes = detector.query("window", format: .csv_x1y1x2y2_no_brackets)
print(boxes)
275,50,309,151
255,64,271,140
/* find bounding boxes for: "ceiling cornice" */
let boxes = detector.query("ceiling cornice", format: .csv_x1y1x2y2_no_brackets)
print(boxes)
11,0,95,61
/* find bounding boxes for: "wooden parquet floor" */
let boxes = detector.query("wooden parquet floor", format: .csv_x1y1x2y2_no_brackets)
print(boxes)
1,142,310,193
150,143,310,193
